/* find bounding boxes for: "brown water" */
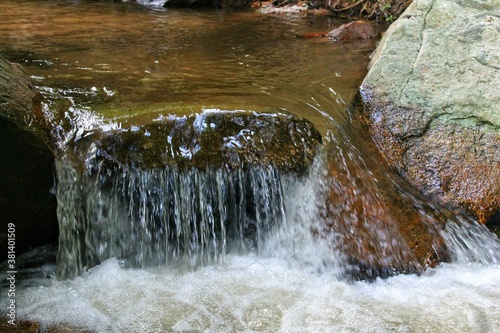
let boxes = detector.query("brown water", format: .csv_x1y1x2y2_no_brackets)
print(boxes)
0,0,374,133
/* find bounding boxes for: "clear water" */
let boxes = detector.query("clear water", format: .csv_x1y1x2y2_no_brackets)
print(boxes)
1,1,499,332
0,0,372,133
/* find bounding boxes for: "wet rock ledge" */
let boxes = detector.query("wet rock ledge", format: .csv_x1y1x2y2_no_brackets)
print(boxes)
76,111,322,174
360,0,500,225
57,108,322,280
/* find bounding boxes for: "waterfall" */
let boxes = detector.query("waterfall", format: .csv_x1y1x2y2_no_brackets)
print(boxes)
7,106,500,333
55,159,290,279
53,120,500,281
46,101,499,282
441,216,500,265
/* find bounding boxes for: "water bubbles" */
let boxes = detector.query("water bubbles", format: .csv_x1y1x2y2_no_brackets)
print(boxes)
103,86,115,97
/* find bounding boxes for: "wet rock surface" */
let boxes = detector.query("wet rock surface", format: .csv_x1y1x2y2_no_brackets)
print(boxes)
360,0,500,225
75,111,322,174
321,124,451,280
0,56,58,261
56,111,322,279
325,164,451,280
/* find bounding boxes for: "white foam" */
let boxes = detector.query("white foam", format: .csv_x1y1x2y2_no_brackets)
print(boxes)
135,0,167,7
258,5,308,15
14,258,500,332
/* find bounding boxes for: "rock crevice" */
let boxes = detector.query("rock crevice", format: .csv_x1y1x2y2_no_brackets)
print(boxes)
397,0,435,104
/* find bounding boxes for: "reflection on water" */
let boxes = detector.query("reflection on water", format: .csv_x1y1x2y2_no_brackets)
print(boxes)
0,1,499,332
0,0,374,132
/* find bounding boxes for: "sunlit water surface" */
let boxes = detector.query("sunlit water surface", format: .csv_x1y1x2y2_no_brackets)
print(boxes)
1,1,499,332
0,0,371,133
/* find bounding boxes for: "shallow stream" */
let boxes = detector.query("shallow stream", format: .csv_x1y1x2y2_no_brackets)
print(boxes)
0,1,499,332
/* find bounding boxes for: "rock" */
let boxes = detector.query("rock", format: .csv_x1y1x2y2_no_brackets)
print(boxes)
74,111,322,174
360,0,500,225
56,111,322,279
0,318,39,333
321,131,450,280
0,318,91,333
295,31,329,39
327,21,378,41
296,21,379,40
0,56,58,261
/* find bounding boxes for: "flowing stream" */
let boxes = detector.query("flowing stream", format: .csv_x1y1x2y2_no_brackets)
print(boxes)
1,1,499,332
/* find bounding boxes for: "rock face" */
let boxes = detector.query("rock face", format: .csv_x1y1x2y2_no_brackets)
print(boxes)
0,56,58,260
76,111,322,174
360,0,500,225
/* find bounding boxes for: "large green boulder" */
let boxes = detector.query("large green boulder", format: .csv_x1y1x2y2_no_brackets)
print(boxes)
360,0,500,225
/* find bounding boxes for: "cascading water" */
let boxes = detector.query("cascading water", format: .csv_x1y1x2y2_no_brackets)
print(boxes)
5,79,498,333
5,135,500,332
0,1,499,331
55,159,289,279
51,101,500,281
2,101,500,331
47,91,324,280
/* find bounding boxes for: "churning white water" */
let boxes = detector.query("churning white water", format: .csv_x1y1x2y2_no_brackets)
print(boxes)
13,257,500,333
6,161,500,333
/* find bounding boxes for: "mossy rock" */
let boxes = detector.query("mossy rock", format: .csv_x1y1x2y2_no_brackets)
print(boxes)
73,111,322,174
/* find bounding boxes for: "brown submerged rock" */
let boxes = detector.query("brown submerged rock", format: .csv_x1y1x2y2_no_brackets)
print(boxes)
0,318,91,333
0,55,58,261
327,21,378,41
320,128,450,280
0,318,40,333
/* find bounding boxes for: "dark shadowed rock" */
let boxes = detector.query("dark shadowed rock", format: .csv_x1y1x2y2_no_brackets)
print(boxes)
0,56,58,261
360,0,500,225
